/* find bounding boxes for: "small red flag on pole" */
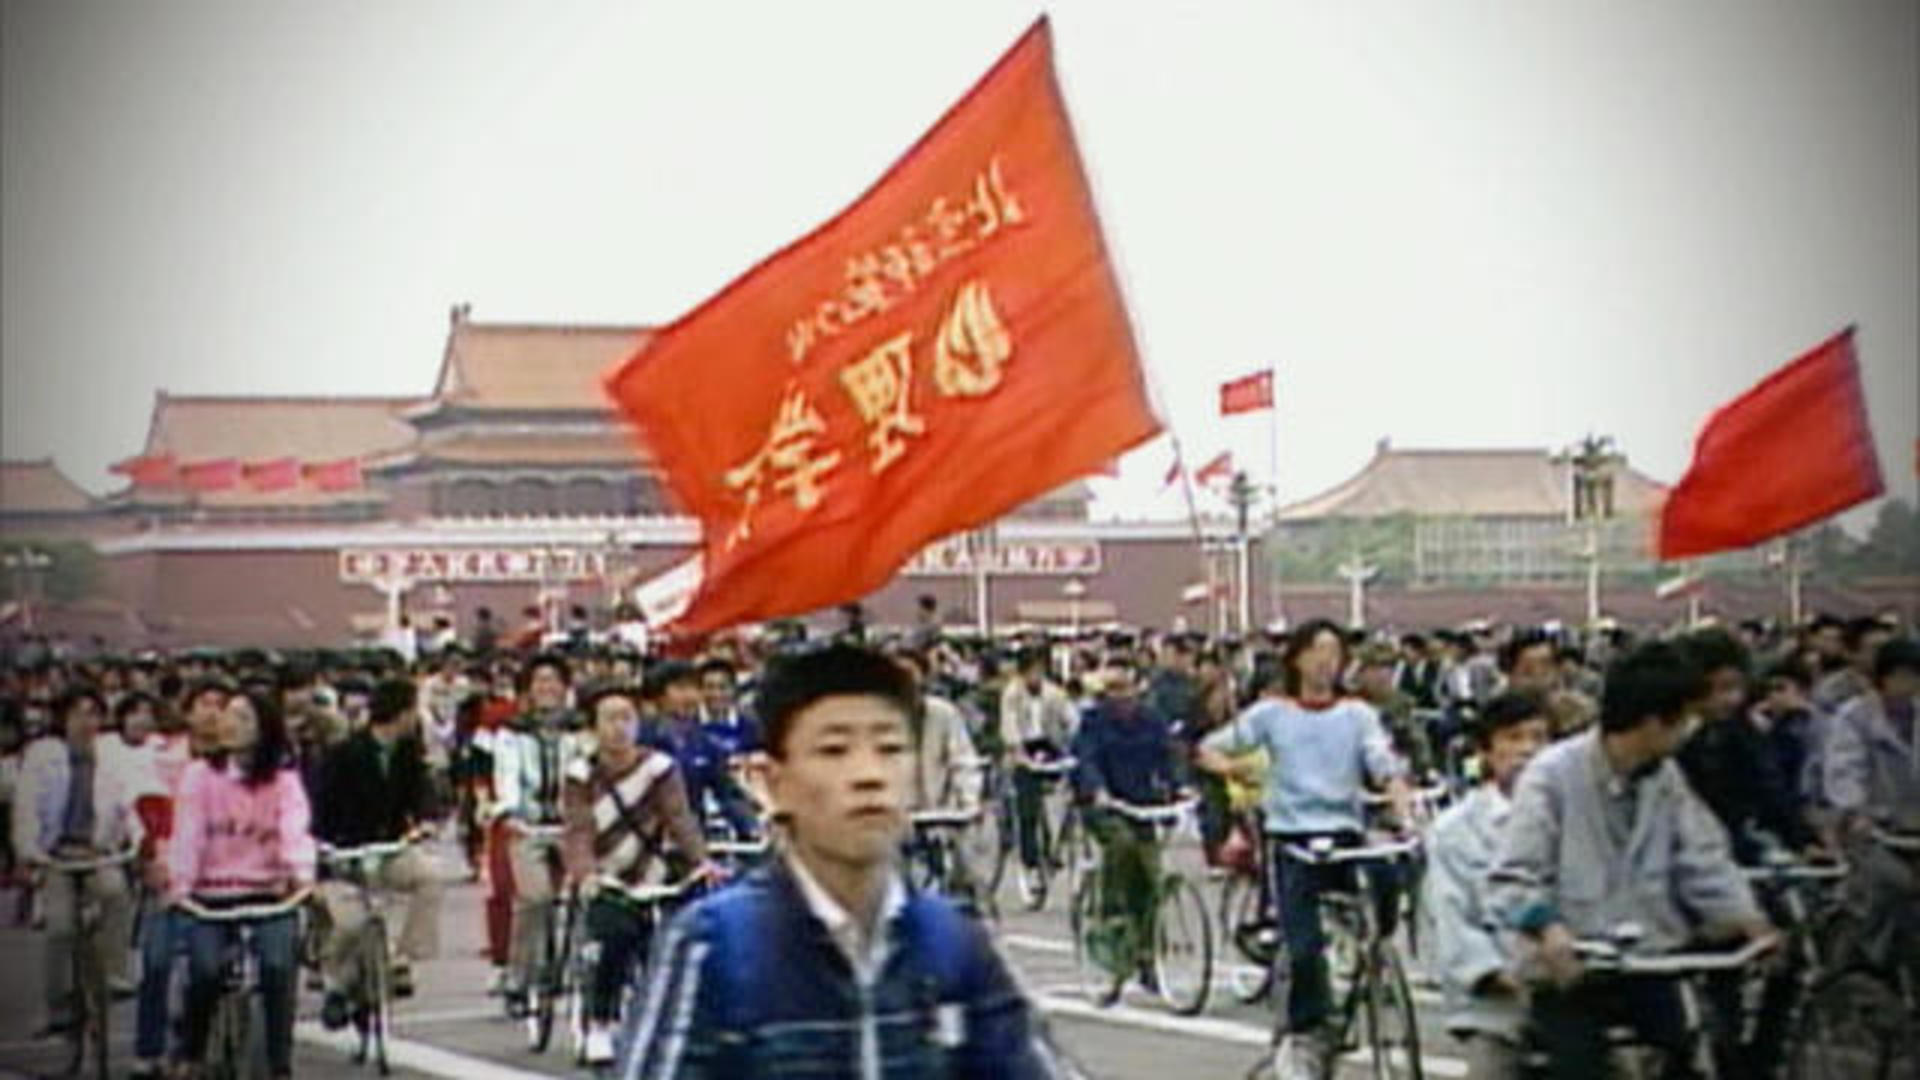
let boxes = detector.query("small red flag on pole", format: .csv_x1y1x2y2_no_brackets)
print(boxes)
1220,370,1274,416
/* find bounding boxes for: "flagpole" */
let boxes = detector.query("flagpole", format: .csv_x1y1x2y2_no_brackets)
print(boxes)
1266,366,1283,630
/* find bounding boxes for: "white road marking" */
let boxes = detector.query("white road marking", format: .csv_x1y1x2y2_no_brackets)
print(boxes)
1036,989,1469,1079
294,1022,556,1080
1000,931,1443,1006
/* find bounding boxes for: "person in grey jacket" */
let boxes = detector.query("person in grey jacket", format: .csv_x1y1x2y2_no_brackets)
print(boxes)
1423,693,1551,1079
1821,636,1920,973
1487,641,1772,1080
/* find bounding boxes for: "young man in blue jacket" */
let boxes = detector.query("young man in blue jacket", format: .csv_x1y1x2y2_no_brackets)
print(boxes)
618,644,1075,1079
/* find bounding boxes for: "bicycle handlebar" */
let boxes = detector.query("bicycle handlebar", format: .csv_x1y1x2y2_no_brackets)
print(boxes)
177,888,314,922
1573,934,1776,975
319,838,417,863
42,848,138,874
1360,785,1448,806
1015,756,1078,777
708,838,769,857
592,873,707,906
1107,797,1197,826
1871,827,1920,854
1282,836,1420,865
910,807,983,829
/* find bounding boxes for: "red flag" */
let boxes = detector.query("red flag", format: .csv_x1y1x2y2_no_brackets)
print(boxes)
302,458,364,492
604,18,1159,635
1658,327,1883,560
1195,451,1233,488
178,459,241,492
1220,370,1274,415
111,454,177,488
242,457,299,492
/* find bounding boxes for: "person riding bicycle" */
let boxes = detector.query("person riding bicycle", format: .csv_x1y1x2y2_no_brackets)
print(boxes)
644,660,762,841
1001,647,1077,879
561,683,718,1066
1821,636,1920,976
312,676,445,1029
12,685,147,1037
1192,619,1414,1080
167,689,315,1080
617,643,1073,1078
1071,653,1182,990
697,657,762,762
891,647,982,815
491,651,587,1012
1486,640,1774,1080
1423,693,1551,1080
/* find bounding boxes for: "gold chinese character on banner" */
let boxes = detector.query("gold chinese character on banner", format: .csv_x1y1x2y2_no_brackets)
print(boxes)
934,280,1013,398
839,331,926,472
967,157,1027,238
722,386,843,547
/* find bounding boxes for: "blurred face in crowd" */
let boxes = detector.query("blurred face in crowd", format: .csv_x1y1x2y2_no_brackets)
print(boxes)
1763,675,1809,714
1701,666,1748,724
341,691,370,726
1486,714,1551,792
121,701,156,745
1100,662,1139,700
594,693,639,759
186,688,228,746
527,664,568,712
701,669,735,715
766,694,911,871
1882,665,1920,703
1507,643,1560,696
219,696,259,753
1355,662,1395,701
1292,629,1345,697
664,676,704,717
63,696,103,747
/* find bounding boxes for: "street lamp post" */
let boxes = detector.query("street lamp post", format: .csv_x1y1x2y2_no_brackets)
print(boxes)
1566,435,1621,628
1336,554,1377,629
3,547,54,630
1227,472,1258,635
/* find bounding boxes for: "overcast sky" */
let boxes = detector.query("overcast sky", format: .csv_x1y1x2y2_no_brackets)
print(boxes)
4,0,1915,528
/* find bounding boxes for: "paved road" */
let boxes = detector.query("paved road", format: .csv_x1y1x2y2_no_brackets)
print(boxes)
0,835,1469,1079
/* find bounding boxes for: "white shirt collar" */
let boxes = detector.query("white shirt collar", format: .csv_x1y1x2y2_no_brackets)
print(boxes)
784,851,906,985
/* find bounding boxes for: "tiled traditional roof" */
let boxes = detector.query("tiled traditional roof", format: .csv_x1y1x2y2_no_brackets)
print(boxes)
1278,444,1668,521
427,308,655,412
371,432,648,470
0,459,97,513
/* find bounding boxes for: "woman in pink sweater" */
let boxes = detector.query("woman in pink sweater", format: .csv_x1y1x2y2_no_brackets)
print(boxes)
168,689,313,1080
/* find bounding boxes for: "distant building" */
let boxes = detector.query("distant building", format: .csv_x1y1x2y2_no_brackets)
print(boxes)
1,459,101,540
1276,441,1671,586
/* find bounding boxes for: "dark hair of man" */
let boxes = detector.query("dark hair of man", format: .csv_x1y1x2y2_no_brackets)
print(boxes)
1599,641,1706,735
519,652,572,693
157,672,183,703
917,594,937,613
757,644,917,760
335,674,373,701
183,678,232,714
648,659,698,690
1843,616,1888,653
54,685,106,724
1401,632,1427,651
476,606,493,621
114,690,159,725
236,689,295,788
1872,637,1920,685
579,681,643,719
1016,647,1049,675
1280,618,1347,697
1682,627,1750,678
1475,692,1546,749
1761,656,1813,690
275,662,316,695
696,657,736,681
369,677,418,728
1499,628,1556,675
1164,636,1195,657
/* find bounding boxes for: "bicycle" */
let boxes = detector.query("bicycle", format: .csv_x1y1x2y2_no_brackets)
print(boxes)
1071,797,1213,1016
316,837,421,1075
1004,755,1080,911
514,823,578,1054
567,872,708,1069
1787,826,1920,1080
1360,785,1449,962
1268,835,1424,1080
1515,928,1779,1079
177,889,313,1080
42,847,136,1080
1218,811,1280,1004
907,806,995,917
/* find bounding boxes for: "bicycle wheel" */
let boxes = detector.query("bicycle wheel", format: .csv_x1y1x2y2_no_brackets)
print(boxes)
1788,968,1913,1080
1059,806,1098,912
83,937,109,1080
1218,873,1274,1004
1358,944,1424,1080
363,923,392,1076
962,803,1009,912
1153,875,1213,1016
1015,809,1054,912
1069,869,1124,1007
207,991,250,1080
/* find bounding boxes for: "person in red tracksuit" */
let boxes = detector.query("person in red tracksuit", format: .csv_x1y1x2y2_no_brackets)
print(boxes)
468,668,520,992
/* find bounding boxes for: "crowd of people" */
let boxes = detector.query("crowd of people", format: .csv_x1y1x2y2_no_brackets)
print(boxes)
0,602,1914,1079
